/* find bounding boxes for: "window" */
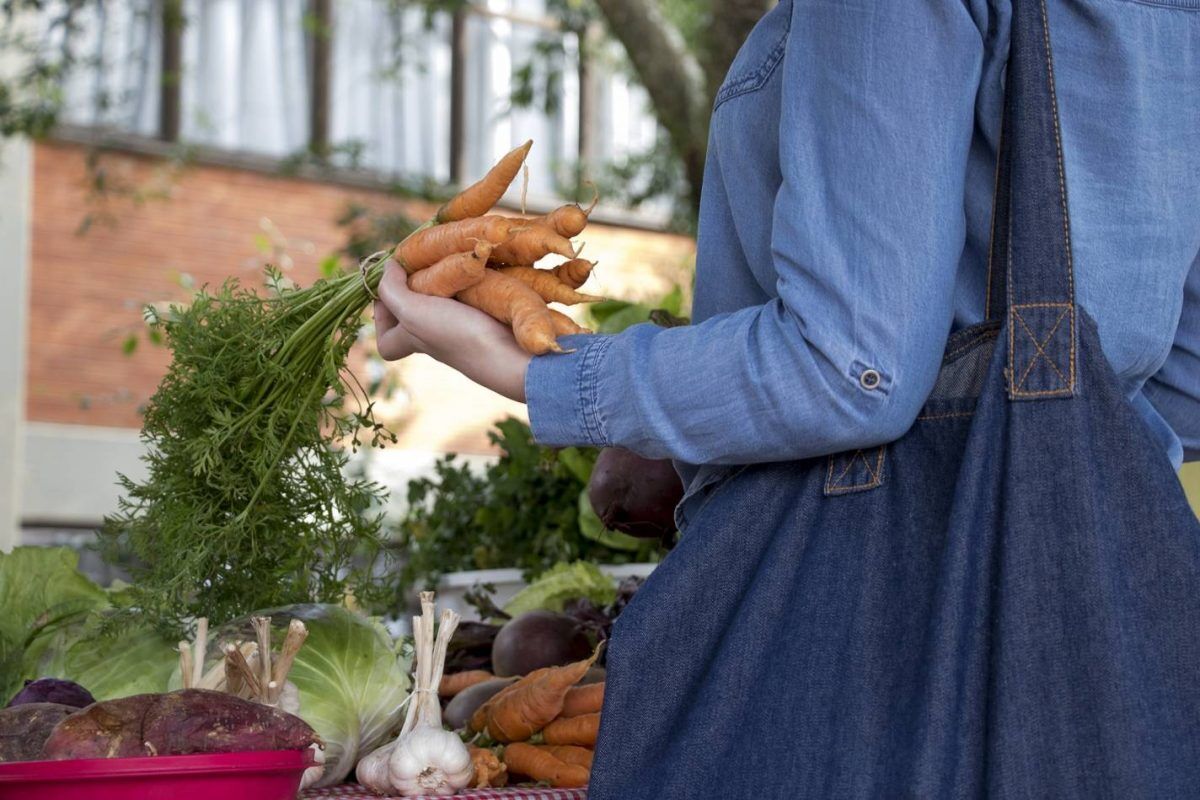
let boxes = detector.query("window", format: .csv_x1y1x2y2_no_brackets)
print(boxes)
44,0,664,213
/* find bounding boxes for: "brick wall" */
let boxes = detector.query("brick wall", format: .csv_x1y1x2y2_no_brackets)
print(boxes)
26,140,696,455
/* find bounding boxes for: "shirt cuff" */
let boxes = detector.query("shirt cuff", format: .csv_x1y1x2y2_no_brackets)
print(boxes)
525,333,614,448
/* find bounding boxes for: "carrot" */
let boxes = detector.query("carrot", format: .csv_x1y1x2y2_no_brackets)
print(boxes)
550,309,590,337
551,258,595,290
503,742,589,789
541,744,593,769
438,669,495,698
409,242,491,298
559,681,604,718
484,648,601,742
437,140,532,223
542,712,600,747
529,187,598,238
469,665,556,733
457,270,562,355
469,745,508,789
396,215,513,274
489,223,576,266
495,265,603,305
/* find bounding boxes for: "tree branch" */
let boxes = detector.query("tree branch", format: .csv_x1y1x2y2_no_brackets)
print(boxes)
592,0,709,212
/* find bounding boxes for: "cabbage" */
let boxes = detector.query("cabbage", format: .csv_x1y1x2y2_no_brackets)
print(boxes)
206,604,411,787
503,560,617,617
31,615,178,700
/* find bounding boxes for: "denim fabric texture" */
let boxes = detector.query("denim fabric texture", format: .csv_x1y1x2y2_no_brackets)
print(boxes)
585,0,1200,797
524,0,1200,484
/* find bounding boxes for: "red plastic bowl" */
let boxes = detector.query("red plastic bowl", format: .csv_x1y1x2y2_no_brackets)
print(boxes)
0,749,313,800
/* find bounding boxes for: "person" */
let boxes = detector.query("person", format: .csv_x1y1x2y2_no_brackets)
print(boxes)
376,0,1200,795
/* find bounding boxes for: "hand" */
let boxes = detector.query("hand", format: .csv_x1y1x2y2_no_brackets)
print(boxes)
374,264,532,402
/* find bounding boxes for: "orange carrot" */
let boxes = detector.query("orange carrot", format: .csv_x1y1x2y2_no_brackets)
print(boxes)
457,270,562,355
495,265,603,305
438,669,495,698
437,140,532,223
542,712,600,747
541,744,593,769
550,309,590,337
503,742,589,789
550,258,595,290
559,682,603,718
469,746,508,789
396,215,513,274
484,649,601,742
529,188,598,238
409,242,491,298
469,667,554,733
489,224,575,266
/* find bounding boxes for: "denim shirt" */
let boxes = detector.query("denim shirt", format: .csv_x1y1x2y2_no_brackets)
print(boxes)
526,0,1200,489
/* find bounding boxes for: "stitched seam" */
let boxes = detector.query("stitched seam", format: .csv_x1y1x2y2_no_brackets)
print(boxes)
826,446,886,493
985,103,1007,318
831,450,862,486
945,329,999,363
1039,0,1075,303
713,34,788,110
577,336,614,444
1011,305,1075,396
1012,305,1070,389
917,411,976,421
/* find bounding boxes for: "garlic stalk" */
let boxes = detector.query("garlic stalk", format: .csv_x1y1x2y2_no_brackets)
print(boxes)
387,592,474,796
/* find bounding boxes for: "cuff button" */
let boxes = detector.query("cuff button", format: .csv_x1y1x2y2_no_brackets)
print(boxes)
859,369,881,390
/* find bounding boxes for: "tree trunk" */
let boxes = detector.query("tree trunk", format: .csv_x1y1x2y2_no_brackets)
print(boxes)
593,0,772,216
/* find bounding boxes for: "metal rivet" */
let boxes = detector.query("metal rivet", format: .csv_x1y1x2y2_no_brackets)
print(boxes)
859,369,881,390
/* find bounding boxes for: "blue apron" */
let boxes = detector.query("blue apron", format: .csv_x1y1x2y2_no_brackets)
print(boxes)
588,0,1200,796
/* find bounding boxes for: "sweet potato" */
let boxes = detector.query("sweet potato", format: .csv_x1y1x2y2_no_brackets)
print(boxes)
0,703,78,762
40,693,157,759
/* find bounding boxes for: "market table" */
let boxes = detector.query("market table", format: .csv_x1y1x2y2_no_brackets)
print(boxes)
300,786,587,800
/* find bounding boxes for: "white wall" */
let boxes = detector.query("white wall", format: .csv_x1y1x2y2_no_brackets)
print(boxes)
0,138,32,551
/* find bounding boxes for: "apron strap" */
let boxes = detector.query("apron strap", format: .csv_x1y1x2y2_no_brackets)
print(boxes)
984,0,1078,400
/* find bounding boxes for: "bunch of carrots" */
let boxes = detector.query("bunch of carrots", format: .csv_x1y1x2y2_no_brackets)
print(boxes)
439,651,606,789
394,140,602,354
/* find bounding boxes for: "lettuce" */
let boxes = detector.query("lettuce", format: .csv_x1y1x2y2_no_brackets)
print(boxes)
503,560,617,617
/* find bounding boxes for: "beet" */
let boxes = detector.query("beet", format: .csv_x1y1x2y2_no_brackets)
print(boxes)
7,679,96,710
491,611,592,678
443,677,517,731
40,690,320,760
587,448,683,539
0,703,78,762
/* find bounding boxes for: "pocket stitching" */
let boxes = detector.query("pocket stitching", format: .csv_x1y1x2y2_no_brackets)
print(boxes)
713,29,789,111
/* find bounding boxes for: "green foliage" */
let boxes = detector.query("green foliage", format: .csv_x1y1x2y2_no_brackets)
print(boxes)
391,418,659,593
98,254,406,633
586,285,686,333
337,202,424,263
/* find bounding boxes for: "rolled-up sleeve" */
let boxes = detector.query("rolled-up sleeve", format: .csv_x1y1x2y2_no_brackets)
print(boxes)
526,0,983,464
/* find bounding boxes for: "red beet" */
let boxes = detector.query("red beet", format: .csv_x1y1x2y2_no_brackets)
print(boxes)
491,611,592,678
587,448,683,539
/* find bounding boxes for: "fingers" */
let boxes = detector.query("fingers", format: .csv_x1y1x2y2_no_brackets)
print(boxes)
374,299,397,336
377,263,412,316
377,323,420,361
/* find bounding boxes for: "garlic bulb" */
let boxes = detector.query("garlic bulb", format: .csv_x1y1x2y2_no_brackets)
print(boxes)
355,740,396,794
300,743,326,790
386,593,474,796
388,726,473,795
